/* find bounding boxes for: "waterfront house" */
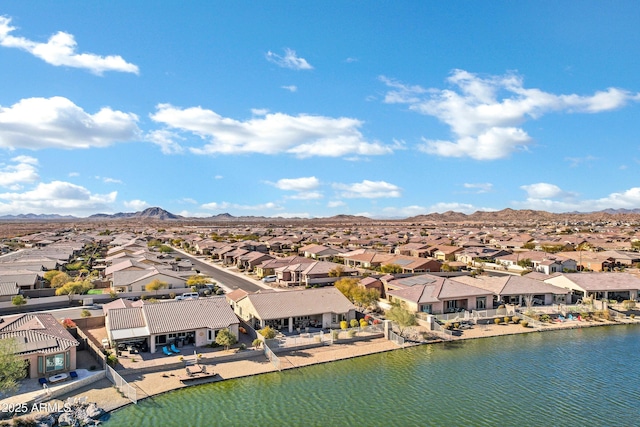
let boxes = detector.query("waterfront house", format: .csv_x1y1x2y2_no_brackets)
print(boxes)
105,297,239,353
230,287,356,332
544,272,640,302
453,275,569,307
385,274,494,314
0,313,78,379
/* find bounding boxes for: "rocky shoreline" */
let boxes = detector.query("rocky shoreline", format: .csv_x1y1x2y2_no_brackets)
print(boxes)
1,399,106,427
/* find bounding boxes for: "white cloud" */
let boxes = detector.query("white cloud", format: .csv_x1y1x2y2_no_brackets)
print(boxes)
0,155,39,189
98,176,122,184
68,172,80,177
333,180,402,198
463,182,493,193
124,199,148,211
565,155,597,168
520,183,576,199
272,177,319,191
214,175,223,180
151,104,394,158
266,48,313,70
327,200,346,208
514,183,640,212
288,191,323,200
200,201,282,211
281,85,298,92
0,96,140,150
0,16,139,75
382,70,640,160
251,108,269,116
0,180,116,215
146,130,185,154
269,177,323,200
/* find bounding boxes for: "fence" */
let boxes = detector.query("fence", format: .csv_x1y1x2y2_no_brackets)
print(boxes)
263,341,281,371
517,312,545,328
106,365,137,404
432,321,453,340
75,327,106,370
388,330,405,347
471,306,516,321
434,311,470,322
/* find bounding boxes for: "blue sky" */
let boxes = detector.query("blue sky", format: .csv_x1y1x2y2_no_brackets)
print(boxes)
1,2,639,218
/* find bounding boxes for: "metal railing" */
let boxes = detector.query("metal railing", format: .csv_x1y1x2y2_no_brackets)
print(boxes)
388,330,405,347
263,341,281,371
106,365,137,404
432,321,453,340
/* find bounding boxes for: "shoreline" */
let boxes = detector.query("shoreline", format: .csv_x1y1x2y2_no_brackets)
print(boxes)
47,316,639,421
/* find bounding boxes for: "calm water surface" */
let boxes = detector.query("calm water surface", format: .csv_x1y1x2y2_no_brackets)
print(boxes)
107,325,640,426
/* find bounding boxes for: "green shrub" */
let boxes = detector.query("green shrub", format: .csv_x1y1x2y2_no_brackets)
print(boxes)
503,316,510,324
252,338,262,348
494,318,502,325
350,319,359,328
332,330,339,339
347,329,356,338
511,316,519,324
340,320,348,330
169,292,176,299
444,322,453,330
453,322,460,329
540,314,551,323
520,320,529,328
630,313,636,319
107,353,118,367
623,300,636,310
359,319,368,327
80,309,92,318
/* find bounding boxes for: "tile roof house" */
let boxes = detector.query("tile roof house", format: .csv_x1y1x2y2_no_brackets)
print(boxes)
385,274,493,314
0,281,20,302
453,275,569,307
231,287,356,332
544,272,640,302
0,313,79,378
106,297,239,353
111,268,188,293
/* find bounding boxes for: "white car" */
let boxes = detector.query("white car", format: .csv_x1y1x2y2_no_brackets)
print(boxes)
262,275,277,283
175,292,199,301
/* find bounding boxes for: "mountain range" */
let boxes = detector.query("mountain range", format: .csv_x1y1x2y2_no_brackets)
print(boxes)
2,206,640,223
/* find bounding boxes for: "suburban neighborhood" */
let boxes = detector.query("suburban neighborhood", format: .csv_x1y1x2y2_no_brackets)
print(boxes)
2,209,640,424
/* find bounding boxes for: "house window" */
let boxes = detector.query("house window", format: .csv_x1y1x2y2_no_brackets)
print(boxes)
446,300,457,310
155,335,167,345
207,330,214,341
420,304,432,313
476,297,486,310
45,354,65,373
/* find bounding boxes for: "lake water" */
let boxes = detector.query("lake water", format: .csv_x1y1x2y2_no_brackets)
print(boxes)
106,325,640,426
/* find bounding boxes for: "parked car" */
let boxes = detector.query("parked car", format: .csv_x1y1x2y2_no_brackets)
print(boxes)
262,275,277,283
175,292,199,301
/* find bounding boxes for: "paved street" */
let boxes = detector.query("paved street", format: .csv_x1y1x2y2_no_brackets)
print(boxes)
173,250,268,293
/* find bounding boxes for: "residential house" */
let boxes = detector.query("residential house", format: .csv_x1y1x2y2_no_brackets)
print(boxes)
544,272,640,302
230,287,356,332
385,274,494,314
0,313,79,379
453,275,569,307
111,268,188,293
106,297,239,353
254,256,315,279
0,281,20,302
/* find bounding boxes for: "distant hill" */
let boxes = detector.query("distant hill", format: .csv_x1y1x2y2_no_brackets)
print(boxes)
89,207,182,220
3,206,640,223
0,213,76,220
